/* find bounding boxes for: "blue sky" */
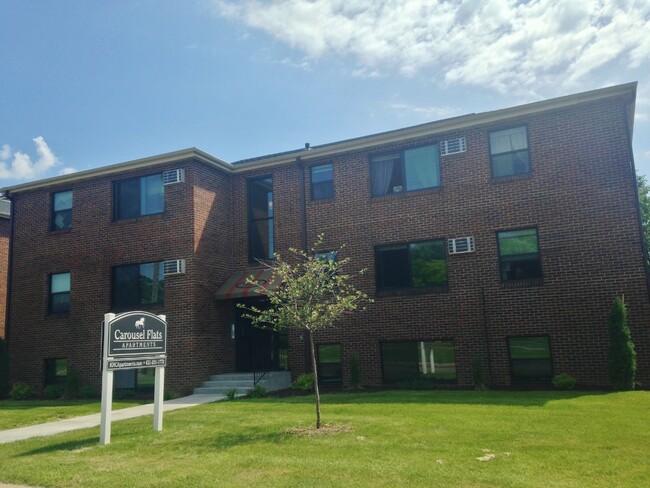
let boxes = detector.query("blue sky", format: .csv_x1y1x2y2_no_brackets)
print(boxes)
1,0,649,184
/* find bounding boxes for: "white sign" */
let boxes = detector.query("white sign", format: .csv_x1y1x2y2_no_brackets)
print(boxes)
100,312,167,445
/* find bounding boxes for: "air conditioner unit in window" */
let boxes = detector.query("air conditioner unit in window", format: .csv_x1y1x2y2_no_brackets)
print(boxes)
440,137,467,156
163,168,185,185
163,259,186,275
447,237,475,254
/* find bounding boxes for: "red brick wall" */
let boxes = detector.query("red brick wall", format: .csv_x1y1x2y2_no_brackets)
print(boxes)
6,92,650,393
7,159,233,394
241,95,649,389
0,216,9,338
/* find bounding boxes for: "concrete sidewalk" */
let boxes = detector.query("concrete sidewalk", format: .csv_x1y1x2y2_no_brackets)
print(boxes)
0,393,223,444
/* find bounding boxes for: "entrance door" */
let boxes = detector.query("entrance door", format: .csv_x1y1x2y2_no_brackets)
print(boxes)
234,299,287,372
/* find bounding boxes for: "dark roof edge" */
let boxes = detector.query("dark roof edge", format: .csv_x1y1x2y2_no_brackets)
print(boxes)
1,82,637,192
1,148,231,194
230,82,637,172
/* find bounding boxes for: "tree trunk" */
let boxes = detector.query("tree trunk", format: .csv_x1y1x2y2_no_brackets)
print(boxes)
309,330,322,429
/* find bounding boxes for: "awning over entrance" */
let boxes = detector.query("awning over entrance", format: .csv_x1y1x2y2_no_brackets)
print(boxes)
215,268,281,300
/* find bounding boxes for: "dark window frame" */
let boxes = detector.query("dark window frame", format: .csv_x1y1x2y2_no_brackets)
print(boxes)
380,339,457,385
375,239,448,292
488,125,531,179
247,176,274,263
310,163,334,201
317,343,342,384
370,143,441,197
113,173,164,221
111,261,165,310
507,335,553,383
48,272,70,314
50,190,73,231
496,227,542,283
44,358,68,387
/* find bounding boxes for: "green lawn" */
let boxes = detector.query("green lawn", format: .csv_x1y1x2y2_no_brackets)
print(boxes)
0,390,649,487
0,399,149,430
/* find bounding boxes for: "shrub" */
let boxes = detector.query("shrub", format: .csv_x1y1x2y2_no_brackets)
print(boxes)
10,382,33,400
64,366,81,399
114,389,136,400
43,384,63,399
396,379,434,390
164,390,179,401
608,297,637,390
225,388,238,400
79,385,97,399
552,373,577,390
248,385,267,398
0,338,9,399
292,373,315,391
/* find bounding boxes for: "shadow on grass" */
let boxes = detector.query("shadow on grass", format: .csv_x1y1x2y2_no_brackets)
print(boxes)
252,389,616,407
0,400,98,411
18,436,98,456
213,427,288,449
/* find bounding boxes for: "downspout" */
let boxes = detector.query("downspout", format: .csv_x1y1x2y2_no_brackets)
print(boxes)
624,99,650,300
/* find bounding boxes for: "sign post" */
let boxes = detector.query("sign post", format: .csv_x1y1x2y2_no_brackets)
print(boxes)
100,311,167,445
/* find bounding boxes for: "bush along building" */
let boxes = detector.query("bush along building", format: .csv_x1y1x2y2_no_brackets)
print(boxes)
1,82,648,395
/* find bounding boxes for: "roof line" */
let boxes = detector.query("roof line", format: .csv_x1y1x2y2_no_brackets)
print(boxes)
2,148,231,194
1,82,637,192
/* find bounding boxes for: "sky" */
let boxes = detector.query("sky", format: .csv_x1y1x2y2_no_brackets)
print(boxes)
1,0,650,186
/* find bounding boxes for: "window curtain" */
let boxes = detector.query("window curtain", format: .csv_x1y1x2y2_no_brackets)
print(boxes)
404,145,439,190
490,127,527,154
371,155,396,195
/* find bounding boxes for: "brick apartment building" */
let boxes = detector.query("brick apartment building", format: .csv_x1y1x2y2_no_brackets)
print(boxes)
0,199,9,338
1,82,648,394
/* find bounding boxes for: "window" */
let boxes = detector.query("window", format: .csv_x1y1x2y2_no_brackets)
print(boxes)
315,251,337,263
114,368,154,391
51,190,72,230
311,163,334,200
248,177,274,261
376,240,447,290
317,344,342,384
114,174,164,220
508,336,552,381
49,272,70,314
112,262,164,309
371,144,440,196
382,341,456,384
44,358,67,387
497,228,541,282
489,126,530,178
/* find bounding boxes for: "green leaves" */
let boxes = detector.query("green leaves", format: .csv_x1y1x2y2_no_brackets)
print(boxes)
239,235,371,334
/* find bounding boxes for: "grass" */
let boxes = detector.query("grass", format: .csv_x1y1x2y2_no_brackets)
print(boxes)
0,390,649,487
0,399,149,430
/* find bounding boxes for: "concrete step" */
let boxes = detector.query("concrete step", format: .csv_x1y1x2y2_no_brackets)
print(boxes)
194,371,292,396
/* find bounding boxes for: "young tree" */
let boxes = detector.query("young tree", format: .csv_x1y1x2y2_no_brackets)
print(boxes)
608,297,637,390
240,236,371,429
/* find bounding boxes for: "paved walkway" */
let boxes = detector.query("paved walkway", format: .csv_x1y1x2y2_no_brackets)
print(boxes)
0,393,223,444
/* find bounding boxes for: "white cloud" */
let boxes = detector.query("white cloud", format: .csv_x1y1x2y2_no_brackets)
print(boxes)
0,136,67,181
59,167,77,176
212,0,650,94
389,102,461,120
